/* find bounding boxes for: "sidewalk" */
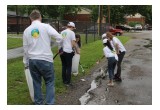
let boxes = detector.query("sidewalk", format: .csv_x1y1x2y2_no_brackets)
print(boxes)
7,47,23,59
7,41,58,60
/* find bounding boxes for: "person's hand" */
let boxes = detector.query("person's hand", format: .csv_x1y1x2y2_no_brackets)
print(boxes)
76,51,80,54
58,48,63,55
24,63,29,69
25,66,29,69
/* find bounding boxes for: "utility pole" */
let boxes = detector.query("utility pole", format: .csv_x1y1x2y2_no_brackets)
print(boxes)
98,5,103,36
16,5,19,35
108,5,110,24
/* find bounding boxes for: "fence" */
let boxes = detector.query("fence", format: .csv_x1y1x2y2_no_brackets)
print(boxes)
7,15,108,45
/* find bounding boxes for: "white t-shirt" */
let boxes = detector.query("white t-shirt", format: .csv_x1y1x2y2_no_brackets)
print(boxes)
23,20,63,65
103,46,118,61
61,29,76,53
112,37,126,52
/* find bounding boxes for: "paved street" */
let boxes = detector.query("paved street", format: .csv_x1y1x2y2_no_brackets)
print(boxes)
56,30,152,105
87,30,152,105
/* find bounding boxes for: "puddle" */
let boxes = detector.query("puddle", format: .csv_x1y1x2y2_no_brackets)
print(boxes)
79,80,98,105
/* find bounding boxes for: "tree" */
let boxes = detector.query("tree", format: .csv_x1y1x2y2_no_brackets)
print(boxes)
7,5,81,20
123,5,152,24
89,5,99,22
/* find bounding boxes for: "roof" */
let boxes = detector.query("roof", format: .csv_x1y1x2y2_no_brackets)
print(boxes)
125,13,145,18
7,10,28,17
77,7,92,14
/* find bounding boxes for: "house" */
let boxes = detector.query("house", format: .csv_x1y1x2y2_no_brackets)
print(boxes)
7,11,31,32
125,13,145,25
64,7,92,22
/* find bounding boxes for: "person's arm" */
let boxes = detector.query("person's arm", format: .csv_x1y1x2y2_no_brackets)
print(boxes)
113,37,120,54
115,43,120,54
72,40,80,54
47,24,63,44
71,32,80,54
23,31,29,69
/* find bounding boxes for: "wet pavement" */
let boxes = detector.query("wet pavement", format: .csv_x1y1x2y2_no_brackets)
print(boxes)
56,30,152,105
87,30,152,105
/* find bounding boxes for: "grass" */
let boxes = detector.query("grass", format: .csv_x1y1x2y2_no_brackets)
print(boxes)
7,33,100,50
7,38,23,50
77,33,100,45
7,34,23,37
7,36,130,104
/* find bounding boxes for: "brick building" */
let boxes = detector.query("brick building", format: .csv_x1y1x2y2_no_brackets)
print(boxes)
64,7,92,22
125,13,145,25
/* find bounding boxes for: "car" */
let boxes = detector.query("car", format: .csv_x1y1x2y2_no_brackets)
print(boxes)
134,24,142,30
147,25,152,30
109,26,123,36
116,25,131,32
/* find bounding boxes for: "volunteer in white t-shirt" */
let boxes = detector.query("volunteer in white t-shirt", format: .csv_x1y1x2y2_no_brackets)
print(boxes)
106,32,126,82
23,10,63,105
103,39,118,86
60,22,79,86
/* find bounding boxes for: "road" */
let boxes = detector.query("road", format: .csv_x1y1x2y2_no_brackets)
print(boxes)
87,31,152,105
56,30,152,105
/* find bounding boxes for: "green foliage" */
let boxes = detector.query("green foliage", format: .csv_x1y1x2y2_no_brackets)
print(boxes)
7,5,81,19
128,21,142,27
109,5,125,25
123,5,152,24
90,6,99,22
7,5,152,25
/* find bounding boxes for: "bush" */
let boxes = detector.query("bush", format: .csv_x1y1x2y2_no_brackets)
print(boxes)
128,22,142,27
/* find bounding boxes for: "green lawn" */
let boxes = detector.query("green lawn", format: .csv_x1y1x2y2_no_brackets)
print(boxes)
7,34,100,50
7,38,23,50
7,36,130,104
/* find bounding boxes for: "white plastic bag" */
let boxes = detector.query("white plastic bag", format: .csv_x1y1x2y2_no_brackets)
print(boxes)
72,54,80,76
25,68,34,102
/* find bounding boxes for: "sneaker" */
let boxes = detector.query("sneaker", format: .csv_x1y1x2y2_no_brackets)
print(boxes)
65,83,73,87
107,82,114,87
115,78,122,82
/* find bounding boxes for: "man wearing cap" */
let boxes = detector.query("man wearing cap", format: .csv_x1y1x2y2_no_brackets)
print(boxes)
60,22,79,86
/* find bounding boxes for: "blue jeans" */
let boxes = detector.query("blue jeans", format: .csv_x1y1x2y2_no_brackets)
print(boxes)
107,57,117,80
29,59,55,105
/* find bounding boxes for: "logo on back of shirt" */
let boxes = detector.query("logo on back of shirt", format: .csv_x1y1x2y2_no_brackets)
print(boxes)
61,32,67,38
31,29,39,38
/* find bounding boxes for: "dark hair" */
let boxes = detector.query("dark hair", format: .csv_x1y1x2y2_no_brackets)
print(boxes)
103,40,113,51
75,34,81,48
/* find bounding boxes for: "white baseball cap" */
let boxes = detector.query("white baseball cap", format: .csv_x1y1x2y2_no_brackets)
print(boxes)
67,22,76,29
102,38,108,44
102,33,107,39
